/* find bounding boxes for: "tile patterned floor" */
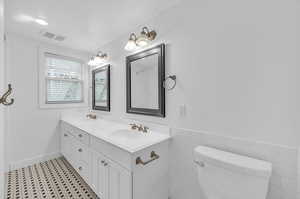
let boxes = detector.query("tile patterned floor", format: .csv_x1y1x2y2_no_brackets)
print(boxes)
5,157,99,199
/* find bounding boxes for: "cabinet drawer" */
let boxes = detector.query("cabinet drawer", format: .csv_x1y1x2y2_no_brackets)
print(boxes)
90,136,132,170
61,131,72,161
61,121,90,145
71,139,90,164
61,121,76,135
73,128,90,145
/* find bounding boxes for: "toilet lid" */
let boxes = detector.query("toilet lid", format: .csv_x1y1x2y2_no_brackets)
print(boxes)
194,145,272,178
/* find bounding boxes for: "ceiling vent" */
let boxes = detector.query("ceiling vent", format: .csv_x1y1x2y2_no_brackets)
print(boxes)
40,31,66,42
42,32,55,39
54,35,66,41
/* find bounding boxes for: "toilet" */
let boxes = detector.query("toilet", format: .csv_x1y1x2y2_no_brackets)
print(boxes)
194,146,272,199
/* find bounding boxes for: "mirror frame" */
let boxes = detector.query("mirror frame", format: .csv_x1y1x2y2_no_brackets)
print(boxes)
92,65,111,111
126,44,165,117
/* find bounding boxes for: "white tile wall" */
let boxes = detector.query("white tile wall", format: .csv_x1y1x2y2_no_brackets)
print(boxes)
169,128,298,199
297,148,300,199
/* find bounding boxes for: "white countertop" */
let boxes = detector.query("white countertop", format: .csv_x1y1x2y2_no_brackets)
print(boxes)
61,114,171,153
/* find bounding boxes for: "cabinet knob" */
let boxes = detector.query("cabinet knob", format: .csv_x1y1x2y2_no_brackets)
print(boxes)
78,149,82,152
78,134,83,138
78,166,83,171
101,160,108,166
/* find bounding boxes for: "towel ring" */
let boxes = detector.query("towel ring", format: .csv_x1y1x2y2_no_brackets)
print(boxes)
163,75,177,91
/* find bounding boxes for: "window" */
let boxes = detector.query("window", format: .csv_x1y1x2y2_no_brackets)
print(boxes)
39,47,88,108
45,53,83,104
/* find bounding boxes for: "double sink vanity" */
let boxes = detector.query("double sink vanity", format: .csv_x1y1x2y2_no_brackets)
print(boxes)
60,113,170,199
60,43,171,199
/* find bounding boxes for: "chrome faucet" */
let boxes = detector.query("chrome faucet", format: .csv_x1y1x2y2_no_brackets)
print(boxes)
142,126,149,133
130,123,149,133
86,113,97,119
130,123,139,130
137,124,144,131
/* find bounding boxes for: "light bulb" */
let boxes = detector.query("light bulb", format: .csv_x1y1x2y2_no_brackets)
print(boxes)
94,56,104,65
88,59,95,66
88,52,108,66
136,34,149,47
136,39,148,47
125,40,138,51
34,18,48,26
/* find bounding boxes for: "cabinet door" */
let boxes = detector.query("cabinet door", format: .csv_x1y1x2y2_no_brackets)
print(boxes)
107,160,132,199
61,131,71,160
71,139,90,164
95,153,109,199
75,160,89,183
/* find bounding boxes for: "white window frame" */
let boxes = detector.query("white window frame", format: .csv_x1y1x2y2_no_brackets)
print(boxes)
39,46,89,109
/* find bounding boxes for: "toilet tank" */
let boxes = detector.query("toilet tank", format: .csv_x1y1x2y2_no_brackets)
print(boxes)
194,146,272,199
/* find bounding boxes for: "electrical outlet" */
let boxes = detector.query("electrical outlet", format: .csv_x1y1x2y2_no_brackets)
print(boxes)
179,104,186,117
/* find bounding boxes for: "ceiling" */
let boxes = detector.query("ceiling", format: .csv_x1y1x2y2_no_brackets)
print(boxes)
6,0,180,52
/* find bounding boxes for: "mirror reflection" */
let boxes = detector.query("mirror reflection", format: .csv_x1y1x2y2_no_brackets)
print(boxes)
126,44,165,117
131,54,159,109
92,65,110,111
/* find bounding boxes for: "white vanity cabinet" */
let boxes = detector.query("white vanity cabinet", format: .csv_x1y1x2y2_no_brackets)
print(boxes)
60,127,91,184
92,151,132,199
60,120,169,199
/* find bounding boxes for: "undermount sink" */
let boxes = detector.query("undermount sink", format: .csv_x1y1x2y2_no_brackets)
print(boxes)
109,129,147,139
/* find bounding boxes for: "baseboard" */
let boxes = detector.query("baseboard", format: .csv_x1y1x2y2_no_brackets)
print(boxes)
8,152,62,171
0,170,3,199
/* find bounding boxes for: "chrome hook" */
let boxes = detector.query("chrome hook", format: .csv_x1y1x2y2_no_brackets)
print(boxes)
0,84,14,106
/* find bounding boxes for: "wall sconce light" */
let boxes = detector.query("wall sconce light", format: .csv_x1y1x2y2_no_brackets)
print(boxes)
136,27,157,47
88,51,108,66
124,26,157,51
124,33,138,51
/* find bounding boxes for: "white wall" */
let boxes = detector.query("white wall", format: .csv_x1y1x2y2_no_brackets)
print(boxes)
92,0,300,198
96,0,300,147
0,0,4,197
5,33,89,170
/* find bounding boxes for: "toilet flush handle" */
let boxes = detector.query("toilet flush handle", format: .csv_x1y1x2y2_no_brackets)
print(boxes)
194,160,205,167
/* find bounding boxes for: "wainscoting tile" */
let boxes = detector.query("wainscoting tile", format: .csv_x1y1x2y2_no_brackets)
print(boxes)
169,128,298,199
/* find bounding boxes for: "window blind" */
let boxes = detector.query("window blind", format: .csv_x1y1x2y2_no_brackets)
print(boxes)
45,53,83,104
